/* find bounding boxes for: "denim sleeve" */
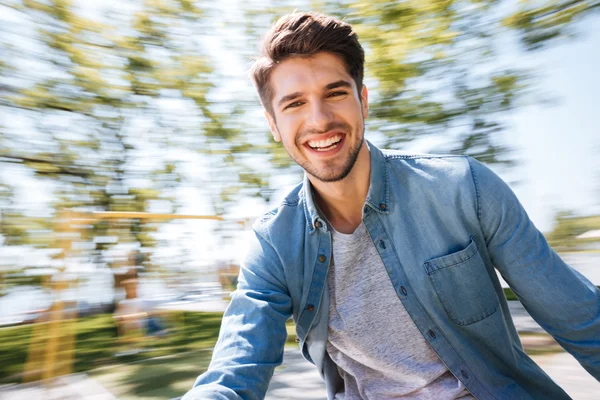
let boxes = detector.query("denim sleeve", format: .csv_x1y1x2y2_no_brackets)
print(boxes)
182,229,292,400
467,157,600,380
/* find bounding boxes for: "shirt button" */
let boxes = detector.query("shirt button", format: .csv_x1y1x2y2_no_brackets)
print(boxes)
306,304,315,312
461,369,469,379
379,203,387,210
318,255,326,263
400,286,407,296
315,220,322,228
379,240,386,249
428,329,436,339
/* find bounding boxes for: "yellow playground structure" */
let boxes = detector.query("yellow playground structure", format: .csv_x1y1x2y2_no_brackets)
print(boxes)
22,210,225,383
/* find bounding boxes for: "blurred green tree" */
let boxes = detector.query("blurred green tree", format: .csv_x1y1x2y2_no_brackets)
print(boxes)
0,0,267,281
546,211,600,251
0,0,598,283
504,0,600,51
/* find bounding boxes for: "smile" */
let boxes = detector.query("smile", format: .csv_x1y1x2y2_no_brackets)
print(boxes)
307,134,343,152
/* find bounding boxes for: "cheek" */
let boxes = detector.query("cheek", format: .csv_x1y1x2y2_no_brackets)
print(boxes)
346,101,363,116
277,118,301,143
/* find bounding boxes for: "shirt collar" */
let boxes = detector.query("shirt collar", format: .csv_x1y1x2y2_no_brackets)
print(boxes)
302,140,390,234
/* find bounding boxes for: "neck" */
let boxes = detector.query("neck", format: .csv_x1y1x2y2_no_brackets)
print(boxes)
309,142,370,234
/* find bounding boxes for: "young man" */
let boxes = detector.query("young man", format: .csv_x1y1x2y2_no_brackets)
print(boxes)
183,12,600,400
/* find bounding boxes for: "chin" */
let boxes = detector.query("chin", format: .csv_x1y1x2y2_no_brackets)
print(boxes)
308,163,355,183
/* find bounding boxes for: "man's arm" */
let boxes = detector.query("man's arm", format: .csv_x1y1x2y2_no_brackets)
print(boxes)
468,157,600,379
182,229,292,400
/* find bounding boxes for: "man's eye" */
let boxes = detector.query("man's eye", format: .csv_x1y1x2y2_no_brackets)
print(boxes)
284,101,303,110
328,91,348,98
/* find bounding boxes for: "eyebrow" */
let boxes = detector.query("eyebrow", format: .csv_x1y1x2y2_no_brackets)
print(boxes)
276,80,353,108
277,91,303,108
325,80,352,90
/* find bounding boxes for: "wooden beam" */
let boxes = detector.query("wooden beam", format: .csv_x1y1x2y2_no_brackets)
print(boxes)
66,211,224,221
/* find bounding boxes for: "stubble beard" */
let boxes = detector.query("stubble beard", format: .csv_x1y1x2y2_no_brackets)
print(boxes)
286,120,365,183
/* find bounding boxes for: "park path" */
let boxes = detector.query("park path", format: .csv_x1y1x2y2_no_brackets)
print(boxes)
265,349,327,400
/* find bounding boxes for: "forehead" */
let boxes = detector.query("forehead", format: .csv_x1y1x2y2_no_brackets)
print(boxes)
269,52,354,99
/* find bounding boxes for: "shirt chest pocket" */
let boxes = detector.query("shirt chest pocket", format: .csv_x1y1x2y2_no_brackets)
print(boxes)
424,237,499,326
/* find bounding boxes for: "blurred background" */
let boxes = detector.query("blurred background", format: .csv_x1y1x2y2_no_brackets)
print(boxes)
0,0,599,399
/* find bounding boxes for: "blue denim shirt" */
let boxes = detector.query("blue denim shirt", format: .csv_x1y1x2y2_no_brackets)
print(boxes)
183,142,600,400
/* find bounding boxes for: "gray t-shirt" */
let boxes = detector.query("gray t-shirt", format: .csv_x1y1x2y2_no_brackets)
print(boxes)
327,223,473,399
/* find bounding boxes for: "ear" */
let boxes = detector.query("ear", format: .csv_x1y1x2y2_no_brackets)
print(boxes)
264,110,281,142
360,85,369,120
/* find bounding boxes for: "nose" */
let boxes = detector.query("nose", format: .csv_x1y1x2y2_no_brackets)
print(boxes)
306,99,333,132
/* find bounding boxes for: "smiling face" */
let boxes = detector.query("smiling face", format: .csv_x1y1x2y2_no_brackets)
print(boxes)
265,52,369,183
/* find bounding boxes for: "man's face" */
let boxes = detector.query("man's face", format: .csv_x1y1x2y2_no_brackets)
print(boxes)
265,52,368,183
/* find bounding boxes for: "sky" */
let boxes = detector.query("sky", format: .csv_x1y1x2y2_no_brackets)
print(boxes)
501,18,600,232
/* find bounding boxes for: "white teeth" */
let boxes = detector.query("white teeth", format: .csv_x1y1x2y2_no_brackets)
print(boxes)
314,144,338,151
308,135,342,149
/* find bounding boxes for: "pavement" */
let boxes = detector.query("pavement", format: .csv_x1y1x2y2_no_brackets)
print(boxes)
534,352,600,400
0,374,118,400
265,349,327,400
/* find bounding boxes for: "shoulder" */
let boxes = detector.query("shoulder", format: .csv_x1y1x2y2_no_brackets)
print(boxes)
251,181,308,241
381,149,474,181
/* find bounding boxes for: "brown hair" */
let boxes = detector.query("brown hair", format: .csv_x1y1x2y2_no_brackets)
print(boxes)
250,12,365,115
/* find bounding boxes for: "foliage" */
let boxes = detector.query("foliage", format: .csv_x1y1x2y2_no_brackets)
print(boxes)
0,0,268,275
0,0,599,277
503,0,600,51
546,211,600,251
1,0,190,253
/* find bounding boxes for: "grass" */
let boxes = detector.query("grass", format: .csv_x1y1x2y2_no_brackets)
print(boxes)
0,310,298,386
0,311,224,384
0,323,34,381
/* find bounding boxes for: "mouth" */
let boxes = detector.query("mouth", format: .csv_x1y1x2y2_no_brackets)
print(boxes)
305,133,344,152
